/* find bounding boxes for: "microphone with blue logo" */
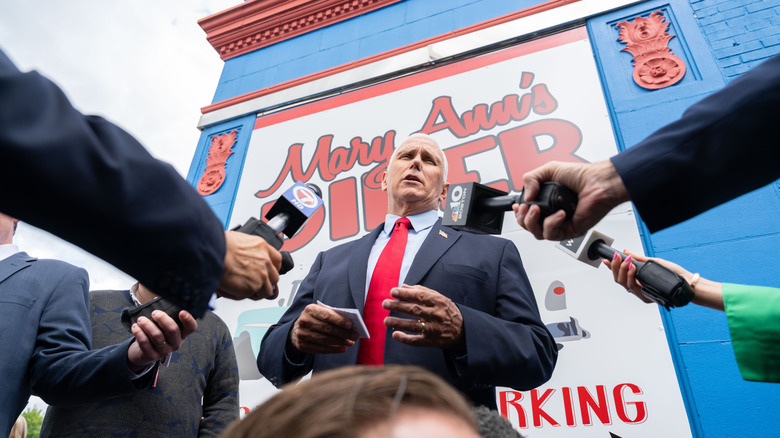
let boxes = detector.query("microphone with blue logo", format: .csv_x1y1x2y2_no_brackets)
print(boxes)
235,181,324,276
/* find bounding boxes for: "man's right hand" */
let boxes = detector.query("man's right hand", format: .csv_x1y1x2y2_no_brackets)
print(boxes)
218,230,282,301
289,304,358,355
514,160,630,241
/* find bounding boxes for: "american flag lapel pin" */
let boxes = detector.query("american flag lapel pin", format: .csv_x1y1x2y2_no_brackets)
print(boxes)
439,230,448,238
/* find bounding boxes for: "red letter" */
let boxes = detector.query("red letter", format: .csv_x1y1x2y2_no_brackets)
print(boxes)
531,388,560,427
499,391,527,428
444,135,497,184
562,386,577,427
362,173,388,230
419,96,468,137
329,178,359,241
614,383,647,424
532,83,558,115
443,136,510,192
498,119,585,192
578,386,612,426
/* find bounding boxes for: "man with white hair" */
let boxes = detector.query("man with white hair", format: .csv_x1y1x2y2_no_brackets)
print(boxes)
258,133,557,408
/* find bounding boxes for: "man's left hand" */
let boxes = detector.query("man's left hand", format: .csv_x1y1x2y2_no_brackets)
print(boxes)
127,310,198,373
383,284,464,350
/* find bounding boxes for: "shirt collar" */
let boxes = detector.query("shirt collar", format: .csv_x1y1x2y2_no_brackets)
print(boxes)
0,244,20,262
384,209,439,234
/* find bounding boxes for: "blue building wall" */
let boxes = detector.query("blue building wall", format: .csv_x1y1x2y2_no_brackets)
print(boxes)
210,0,552,103
588,1,780,436
191,0,780,436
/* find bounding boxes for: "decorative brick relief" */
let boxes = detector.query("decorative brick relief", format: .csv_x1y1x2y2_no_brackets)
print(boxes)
616,11,686,89
197,130,237,196
200,0,403,61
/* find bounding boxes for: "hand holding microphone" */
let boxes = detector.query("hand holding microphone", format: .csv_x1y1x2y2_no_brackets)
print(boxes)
514,160,630,241
223,182,324,300
556,230,695,309
442,181,577,234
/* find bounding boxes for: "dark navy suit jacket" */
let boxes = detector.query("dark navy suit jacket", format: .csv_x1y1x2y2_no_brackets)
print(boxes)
611,54,780,232
0,48,224,317
0,252,152,436
258,219,558,408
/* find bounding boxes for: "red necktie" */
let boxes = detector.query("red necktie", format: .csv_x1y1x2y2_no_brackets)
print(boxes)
357,217,411,365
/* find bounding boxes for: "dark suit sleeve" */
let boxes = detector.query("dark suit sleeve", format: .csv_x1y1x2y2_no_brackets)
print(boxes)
453,239,558,390
257,252,324,386
30,266,149,405
0,48,224,317
199,316,239,437
611,54,780,232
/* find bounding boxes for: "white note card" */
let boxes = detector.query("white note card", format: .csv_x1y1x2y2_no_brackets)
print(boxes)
317,301,370,338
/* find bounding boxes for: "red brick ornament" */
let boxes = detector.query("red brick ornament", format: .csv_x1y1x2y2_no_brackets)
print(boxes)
197,130,237,195
616,11,686,90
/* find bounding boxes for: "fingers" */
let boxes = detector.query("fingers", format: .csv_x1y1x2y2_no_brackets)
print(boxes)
514,203,542,239
522,162,558,202
219,231,282,301
127,310,195,370
603,252,653,304
541,210,568,241
385,316,425,335
513,199,572,241
384,285,464,349
514,160,630,241
290,304,358,354
386,285,438,314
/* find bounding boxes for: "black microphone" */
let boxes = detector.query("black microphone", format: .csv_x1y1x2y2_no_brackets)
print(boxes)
442,181,577,234
556,229,695,309
234,182,324,274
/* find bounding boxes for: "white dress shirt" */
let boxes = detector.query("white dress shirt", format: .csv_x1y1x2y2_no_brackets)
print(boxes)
364,209,440,298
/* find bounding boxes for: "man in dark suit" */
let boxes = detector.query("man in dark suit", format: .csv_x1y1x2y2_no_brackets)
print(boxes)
514,53,780,240
0,47,281,318
258,134,557,408
0,213,197,436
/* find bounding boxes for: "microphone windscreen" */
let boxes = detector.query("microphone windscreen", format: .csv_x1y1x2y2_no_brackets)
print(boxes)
306,183,323,198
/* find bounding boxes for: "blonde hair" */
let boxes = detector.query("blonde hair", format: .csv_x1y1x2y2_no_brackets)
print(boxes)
221,365,476,438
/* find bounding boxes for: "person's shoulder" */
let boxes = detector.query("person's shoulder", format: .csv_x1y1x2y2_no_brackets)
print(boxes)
321,229,377,254
201,309,229,328
198,311,236,346
443,226,515,247
26,256,86,276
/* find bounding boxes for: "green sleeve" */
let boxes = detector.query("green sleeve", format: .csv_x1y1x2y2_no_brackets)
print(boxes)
723,283,780,383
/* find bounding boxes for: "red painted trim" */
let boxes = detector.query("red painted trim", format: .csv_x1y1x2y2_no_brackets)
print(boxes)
202,0,582,115
199,0,403,61
253,27,587,130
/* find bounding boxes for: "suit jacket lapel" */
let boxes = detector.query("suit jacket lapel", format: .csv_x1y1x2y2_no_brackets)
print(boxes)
348,226,384,311
0,252,35,284
405,218,460,286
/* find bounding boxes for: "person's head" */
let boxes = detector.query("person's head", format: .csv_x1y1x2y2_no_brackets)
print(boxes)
221,365,478,438
0,212,19,245
472,405,524,438
382,133,449,217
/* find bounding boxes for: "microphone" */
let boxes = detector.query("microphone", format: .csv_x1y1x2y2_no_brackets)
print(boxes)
235,181,324,275
556,230,695,309
442,181,577,234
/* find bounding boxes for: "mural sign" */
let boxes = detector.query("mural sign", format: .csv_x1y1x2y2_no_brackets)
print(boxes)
218,28,692,437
